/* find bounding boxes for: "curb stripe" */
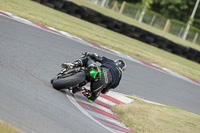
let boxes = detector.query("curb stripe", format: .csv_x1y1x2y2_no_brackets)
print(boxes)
0,11,12,18
97,96,117,106
106,91,133,104
74,94,113,114
77,101,120,121
95,99,112,109
66,94,116,133
33,22,61,35
100,94,124,104
76,99,114,115
138,59,167,72
188,77,200,84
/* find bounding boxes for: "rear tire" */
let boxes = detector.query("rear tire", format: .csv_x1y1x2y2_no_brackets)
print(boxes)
52,71,86,90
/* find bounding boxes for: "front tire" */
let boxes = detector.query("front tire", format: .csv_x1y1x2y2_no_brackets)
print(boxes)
52,71,86,90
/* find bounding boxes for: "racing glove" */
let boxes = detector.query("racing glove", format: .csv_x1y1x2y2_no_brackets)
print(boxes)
82,52,102,62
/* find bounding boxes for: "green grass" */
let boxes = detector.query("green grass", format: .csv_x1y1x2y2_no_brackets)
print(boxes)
0,120,22,133
112,97,200,133
0,0,200,81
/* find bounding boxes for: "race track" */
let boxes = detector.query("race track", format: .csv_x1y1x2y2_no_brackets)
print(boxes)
0,14,200,133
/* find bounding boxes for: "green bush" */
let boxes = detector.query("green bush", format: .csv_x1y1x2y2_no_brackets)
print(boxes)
193,18,200,29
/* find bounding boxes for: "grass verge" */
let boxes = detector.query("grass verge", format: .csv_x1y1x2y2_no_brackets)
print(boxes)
0,120,22,133
0,0,200,81
112,97,200,133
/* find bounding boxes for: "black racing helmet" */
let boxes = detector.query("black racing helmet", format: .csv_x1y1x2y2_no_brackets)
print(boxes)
115,59,126,72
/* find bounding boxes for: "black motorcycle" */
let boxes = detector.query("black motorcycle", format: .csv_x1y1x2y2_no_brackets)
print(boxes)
51,59,101,93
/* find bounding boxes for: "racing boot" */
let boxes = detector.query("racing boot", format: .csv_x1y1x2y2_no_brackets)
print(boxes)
82,87,92,98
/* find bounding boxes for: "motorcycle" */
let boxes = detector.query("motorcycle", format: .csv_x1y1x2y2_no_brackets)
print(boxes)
51,66,86,92
51,59,101,93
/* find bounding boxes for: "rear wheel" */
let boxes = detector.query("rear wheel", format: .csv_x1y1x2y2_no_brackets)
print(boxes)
52,71,86,90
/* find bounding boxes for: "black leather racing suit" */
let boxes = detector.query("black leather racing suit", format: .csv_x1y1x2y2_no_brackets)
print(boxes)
79,55,123,101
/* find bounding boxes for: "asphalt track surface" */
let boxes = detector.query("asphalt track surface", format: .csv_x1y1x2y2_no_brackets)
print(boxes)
0,15,200,133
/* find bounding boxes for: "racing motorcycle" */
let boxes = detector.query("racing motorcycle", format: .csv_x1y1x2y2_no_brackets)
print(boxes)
50,58,101,93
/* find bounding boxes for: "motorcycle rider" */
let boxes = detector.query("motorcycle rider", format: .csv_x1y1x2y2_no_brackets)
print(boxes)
61,52,126,101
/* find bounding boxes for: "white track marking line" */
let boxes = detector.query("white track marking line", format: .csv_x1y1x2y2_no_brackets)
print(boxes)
86,110,130,130
66,94,115,133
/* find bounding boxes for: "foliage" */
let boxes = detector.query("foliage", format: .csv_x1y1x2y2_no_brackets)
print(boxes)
194,18,200,29
119,0,200,24
118,0,141,3
142,0,153,10
158,0,199,22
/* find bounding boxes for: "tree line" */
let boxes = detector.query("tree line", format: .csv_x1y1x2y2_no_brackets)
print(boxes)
118,0,200,29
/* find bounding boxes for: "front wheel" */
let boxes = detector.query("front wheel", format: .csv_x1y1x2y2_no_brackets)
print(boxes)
52,71,86,90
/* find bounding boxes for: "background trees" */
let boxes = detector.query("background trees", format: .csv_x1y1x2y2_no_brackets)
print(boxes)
118,0,200,28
